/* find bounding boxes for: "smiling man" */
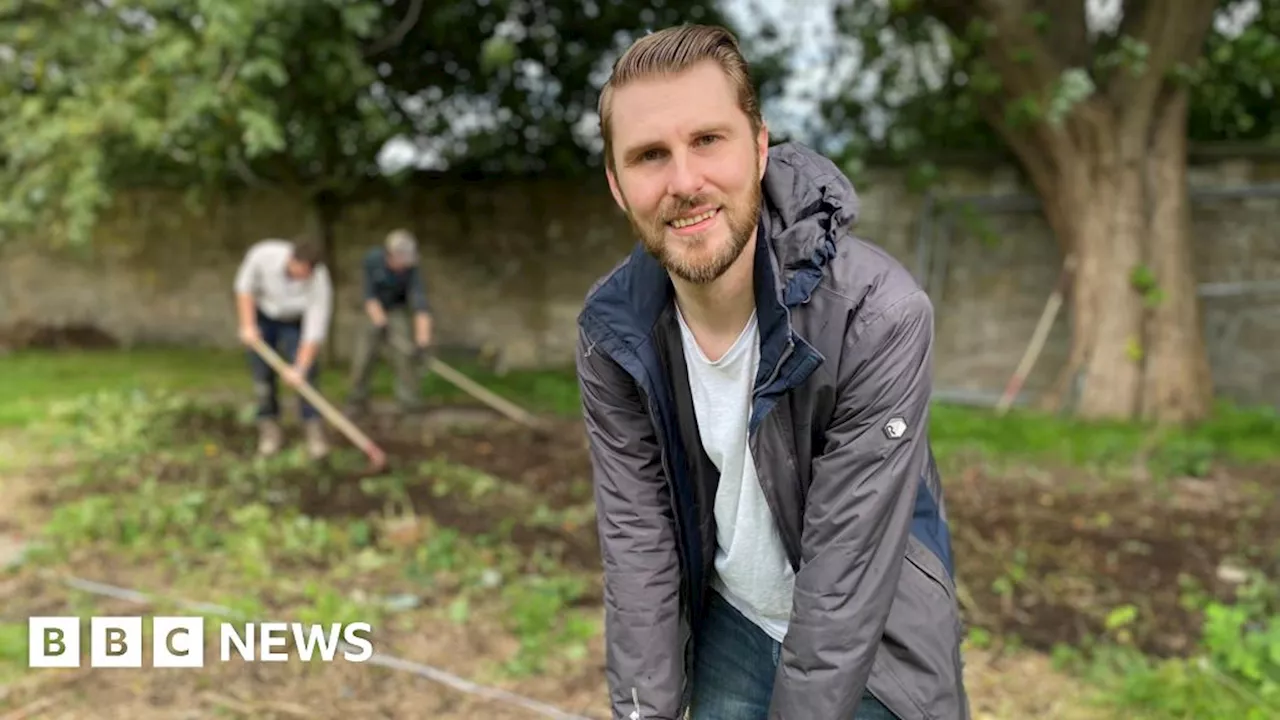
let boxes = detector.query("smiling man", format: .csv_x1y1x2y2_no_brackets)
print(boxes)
576,24,969,720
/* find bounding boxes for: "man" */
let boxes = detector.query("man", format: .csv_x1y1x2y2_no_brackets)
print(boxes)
345,229,433,415
576,24,968,720
233,234,333,459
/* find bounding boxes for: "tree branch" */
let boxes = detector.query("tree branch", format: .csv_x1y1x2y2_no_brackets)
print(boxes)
923,0,1078,185
364,0,424,57
1107,0,1217,146
1030,0,1090,68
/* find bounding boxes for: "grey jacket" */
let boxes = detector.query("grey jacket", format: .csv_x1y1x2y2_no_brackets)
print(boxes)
576,142,969,720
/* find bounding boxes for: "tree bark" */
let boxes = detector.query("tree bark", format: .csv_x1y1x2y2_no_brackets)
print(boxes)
1140,88,1214,423
1052,114,1147,419
1031,96,1212,423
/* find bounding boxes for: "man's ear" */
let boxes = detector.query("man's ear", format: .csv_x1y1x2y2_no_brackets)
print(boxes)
756,122,769,181
605,165,628,213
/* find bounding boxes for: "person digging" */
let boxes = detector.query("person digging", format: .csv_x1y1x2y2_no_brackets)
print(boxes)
232,234,334,459
344,229,434,418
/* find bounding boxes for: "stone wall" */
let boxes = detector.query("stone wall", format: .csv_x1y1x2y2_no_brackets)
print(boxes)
2,150,1278,408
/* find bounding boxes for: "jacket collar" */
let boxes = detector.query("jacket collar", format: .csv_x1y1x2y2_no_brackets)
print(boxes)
580,142,860,373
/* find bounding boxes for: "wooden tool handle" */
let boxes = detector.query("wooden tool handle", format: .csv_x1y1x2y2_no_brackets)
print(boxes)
249,337,383,458
389,338,543,429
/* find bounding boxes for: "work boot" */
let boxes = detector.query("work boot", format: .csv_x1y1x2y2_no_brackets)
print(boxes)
304,420,329,460
257,419,283,457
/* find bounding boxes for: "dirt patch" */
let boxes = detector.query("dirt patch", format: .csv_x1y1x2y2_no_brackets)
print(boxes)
176,411,1280,660
946,463,1280,657
0,321,118,352
409,419,594,508
172,412,603,572
26,402,1280,666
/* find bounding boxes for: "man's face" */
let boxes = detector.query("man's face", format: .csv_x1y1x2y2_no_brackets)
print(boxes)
386,254,412,272
286,259,314,280
605,60,768,286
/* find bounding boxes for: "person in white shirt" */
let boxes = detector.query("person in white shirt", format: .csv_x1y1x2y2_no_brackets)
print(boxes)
232,235,334,458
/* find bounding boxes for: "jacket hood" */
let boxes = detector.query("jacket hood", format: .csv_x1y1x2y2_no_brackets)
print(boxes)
759,141,861,305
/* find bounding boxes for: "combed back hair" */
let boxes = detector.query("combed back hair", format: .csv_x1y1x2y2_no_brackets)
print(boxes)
290,234,324,267
598,24,763,171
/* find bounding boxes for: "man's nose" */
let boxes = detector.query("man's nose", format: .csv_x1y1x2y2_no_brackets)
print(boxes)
666,152,704,198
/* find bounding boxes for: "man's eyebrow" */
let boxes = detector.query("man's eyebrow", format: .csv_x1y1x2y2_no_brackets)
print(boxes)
690,124,733,138
620,124,736,163
621,138,666,162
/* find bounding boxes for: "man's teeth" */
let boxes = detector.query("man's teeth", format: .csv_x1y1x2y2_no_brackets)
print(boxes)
670,209,716,228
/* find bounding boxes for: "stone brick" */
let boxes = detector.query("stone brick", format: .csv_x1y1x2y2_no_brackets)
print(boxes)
2,153,1278,409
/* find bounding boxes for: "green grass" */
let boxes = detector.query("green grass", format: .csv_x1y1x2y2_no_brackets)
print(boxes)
929,401,1280,475
0,346,582,429
1,346,1277,472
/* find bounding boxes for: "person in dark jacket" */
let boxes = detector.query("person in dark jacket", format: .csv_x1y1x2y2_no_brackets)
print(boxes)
345,229,433,415
576,24,969,720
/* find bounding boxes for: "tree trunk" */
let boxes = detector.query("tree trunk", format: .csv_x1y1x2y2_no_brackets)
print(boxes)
925,0,1221,424
307,191,342,364
1140,89,1214,423
1039,99,1213,424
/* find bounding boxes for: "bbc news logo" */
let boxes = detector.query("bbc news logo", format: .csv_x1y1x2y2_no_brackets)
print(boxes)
28,616,374,668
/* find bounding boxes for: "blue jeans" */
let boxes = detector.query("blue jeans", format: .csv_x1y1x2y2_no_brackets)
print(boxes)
247,309,319,421
689,591,899,720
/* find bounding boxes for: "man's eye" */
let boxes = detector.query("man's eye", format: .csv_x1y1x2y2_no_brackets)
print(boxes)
696,135,719,146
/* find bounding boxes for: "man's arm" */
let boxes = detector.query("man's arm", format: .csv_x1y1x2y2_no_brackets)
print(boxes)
408,266,432,347
577,327,684,720
361,251,387,326
768,290,935,720
297,266,334,374
232,245,262,341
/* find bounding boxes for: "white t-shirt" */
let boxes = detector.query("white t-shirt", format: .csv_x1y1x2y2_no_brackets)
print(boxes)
676,307,796,642
232,240,333,344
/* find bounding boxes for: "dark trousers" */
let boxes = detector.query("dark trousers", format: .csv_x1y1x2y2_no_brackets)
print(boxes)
247,309,319,421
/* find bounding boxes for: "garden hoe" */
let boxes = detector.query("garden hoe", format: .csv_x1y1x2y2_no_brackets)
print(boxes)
390,337,546,432
249,337,388,472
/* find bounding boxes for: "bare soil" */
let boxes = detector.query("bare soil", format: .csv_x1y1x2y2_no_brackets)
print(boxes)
288,414,1279,660
6,407,1278,718
141,409,1280,657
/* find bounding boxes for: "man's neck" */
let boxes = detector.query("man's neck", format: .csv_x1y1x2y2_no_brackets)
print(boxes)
672,234,758,362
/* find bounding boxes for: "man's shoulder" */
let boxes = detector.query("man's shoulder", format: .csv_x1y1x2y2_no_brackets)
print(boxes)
362,247,384,266
245,239,290,262
580,251,639,309
817,233,931,329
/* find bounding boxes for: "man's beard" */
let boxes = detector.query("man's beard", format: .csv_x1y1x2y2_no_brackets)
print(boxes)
627,180,761,286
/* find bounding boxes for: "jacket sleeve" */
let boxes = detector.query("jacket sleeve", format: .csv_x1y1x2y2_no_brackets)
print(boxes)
408,266,431,314
361,251,378,304
576,327,685,720
769,289,935,719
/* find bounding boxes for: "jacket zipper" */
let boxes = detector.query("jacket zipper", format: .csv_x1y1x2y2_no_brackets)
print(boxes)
629,687,645,720
750,338,795,434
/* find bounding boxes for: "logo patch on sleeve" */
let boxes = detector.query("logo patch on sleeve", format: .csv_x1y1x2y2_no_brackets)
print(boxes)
883,417,908,439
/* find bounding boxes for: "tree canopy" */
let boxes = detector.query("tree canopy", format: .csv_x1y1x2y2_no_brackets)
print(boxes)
0,0,778,246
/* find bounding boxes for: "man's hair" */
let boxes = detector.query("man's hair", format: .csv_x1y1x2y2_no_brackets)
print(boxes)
597,24,763,171
385,228,418,261
289,234,324,267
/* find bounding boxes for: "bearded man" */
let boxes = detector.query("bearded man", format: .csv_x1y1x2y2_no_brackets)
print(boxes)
575,23,970,720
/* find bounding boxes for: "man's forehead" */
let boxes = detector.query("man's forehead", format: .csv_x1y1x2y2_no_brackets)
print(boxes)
609,63,743,142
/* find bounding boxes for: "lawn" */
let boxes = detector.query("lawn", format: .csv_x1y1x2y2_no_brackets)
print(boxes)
1,346,1278,719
